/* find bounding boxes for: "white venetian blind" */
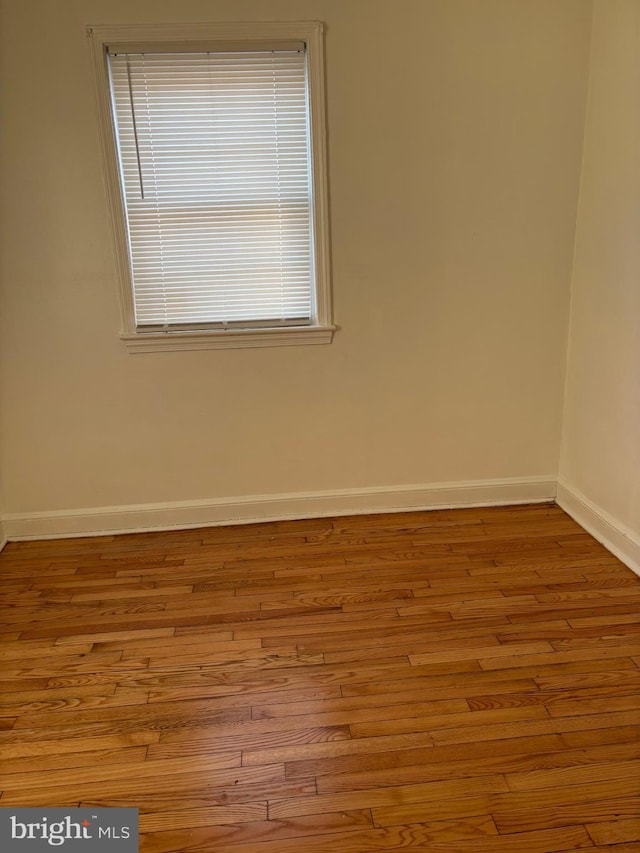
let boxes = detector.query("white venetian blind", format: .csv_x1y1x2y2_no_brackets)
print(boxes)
108,47,313,330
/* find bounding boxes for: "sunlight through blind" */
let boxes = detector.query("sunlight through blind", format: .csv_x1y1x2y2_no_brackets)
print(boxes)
108,48,313,330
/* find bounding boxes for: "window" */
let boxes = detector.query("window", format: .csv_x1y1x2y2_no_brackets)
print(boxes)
87,23,333,351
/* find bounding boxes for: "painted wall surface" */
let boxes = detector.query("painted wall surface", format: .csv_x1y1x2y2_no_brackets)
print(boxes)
560,0,640,539
0,474,5,548
0,0,591,514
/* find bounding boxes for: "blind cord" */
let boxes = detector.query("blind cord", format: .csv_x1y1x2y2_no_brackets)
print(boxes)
126,59,145,199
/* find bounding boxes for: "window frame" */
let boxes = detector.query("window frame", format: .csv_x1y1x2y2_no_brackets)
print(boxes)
87,22,334,352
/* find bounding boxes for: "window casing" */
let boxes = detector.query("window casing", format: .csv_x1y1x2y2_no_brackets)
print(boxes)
87,23,333,352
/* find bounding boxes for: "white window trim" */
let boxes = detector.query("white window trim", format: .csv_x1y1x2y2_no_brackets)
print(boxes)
87,21,334,352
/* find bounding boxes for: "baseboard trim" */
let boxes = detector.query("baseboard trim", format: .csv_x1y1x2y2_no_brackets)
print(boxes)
2,476,556,541
556,481,640,577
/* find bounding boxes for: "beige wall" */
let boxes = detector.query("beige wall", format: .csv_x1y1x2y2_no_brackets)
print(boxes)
559,0,640,542
0,0,591,516
0,473,5,547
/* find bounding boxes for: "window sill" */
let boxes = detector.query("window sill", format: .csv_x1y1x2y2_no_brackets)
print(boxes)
121,324,336,353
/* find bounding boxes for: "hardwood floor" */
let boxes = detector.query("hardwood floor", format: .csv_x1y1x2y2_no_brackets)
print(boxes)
1,502,639,852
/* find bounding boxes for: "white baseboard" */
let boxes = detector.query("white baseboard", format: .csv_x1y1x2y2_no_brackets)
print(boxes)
556,481,640,577
1,475,556,541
